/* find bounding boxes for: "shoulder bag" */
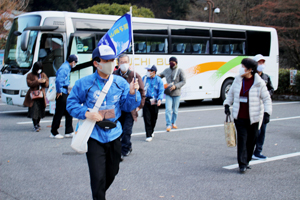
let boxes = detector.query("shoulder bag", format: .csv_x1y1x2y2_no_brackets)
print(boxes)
30,74,44,99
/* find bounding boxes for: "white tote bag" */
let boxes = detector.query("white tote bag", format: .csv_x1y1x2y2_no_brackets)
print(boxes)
71,75,113,153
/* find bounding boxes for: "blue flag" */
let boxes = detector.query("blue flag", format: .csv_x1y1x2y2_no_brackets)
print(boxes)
97,13,132,57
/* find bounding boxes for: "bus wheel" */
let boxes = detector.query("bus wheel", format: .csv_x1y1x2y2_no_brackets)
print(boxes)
214,79,233,104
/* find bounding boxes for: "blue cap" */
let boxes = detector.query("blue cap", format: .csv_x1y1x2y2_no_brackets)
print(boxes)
145,65,157,72
67,54,78,63
92,45,116,60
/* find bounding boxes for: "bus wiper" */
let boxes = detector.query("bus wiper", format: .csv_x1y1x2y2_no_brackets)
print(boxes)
71,61,93,72
1,65,8,73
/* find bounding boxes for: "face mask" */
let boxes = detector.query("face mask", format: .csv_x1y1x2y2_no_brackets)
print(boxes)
98,61,115,75
239,67,246,76
120,63,129,72
146,71,152,77
170,62,176,69
257,64,265,72
37,69,42,74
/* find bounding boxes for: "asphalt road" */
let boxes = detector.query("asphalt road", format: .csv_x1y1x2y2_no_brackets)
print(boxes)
0,100,299,200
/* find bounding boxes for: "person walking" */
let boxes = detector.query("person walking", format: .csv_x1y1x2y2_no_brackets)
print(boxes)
142,65,164,142
67,45,141,200
223,58,272,173
113,54,145,160
252,54,274,160
158,57,186,132
50,54,78,139
23,62,49,132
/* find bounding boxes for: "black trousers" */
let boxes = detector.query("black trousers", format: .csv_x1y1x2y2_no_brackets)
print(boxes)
118,111,134,156
86,137,121,200
51,93,73,135
234,118,259,168
143,101,159,138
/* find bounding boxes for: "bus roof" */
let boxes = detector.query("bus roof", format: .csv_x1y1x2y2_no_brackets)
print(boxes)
17,11,276,32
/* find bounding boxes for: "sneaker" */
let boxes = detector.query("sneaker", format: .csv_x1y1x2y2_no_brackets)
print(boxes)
37,124,41,130
49,133,64,139
252,153,267,160
65,132,74,138
166,126,171,132
120,155,124,162
33,125,40,132
152,133,155,138
172,124,178,129
146,137,152,142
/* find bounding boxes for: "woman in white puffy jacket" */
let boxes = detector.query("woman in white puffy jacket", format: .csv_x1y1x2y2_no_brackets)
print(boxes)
223,58,272,173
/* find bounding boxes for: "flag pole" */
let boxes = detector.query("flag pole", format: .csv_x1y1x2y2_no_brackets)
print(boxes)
130,6,137,101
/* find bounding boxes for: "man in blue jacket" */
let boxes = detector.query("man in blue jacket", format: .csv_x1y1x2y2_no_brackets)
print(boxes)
50,54,78,139
67,45,141,200
142,65,164,142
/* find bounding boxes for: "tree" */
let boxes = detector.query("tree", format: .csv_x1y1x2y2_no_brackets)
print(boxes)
27,0,77,12
0,0,29,49
186,0,263,24
78,3,154,18
250,0,300,69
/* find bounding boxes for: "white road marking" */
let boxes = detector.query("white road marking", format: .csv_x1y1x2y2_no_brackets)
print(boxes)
223,152,300,170
131,115,300,136
0,110,28,113
158,101,300,115
0,108,49,113
132,124,224,136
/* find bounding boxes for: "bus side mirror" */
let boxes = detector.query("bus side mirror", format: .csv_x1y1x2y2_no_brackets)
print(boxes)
21,30,30,51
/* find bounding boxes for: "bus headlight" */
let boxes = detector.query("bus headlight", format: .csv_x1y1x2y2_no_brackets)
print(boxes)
20,90,28,97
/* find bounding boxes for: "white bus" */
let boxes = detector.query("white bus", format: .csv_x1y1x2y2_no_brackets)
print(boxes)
1,11,278,106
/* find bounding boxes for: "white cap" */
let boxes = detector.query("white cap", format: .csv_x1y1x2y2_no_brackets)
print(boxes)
253,54,265,62
92,45,116,60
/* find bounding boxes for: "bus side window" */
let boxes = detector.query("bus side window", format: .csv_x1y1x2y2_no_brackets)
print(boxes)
147,36,167,54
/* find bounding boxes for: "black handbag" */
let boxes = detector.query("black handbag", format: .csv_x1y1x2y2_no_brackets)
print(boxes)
96,120,117,129
164,83,173,95
164,68,178,95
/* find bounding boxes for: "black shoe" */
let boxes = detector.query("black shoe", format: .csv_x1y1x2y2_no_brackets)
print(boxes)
247,165,251,169
124,148,132,156
239,167,247,173
120,155,124,162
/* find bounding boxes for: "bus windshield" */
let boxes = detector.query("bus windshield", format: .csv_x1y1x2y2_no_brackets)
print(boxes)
4,15,41,74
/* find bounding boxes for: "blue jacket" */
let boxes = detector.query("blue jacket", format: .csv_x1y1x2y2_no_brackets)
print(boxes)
142,75,164,100
56,61,71,94
67,71,141,143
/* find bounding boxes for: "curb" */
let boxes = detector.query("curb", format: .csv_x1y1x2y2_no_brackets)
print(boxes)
272,94,300,101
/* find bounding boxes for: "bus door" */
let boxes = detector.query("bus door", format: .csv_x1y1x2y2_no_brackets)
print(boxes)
38,33,64,78
69,33,96,86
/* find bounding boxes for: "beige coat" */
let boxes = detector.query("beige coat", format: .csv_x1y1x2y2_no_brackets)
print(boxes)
23,72,49,108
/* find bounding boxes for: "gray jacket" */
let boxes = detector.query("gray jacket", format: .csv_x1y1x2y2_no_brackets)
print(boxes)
159,66,186,96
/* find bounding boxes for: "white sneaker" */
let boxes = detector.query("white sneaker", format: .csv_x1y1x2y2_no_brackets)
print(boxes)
152,133,155,138
145,137,152,142
49,133,64,139
65,132,74,138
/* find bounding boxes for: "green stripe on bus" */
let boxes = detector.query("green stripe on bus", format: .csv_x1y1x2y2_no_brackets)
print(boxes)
209,56,248,84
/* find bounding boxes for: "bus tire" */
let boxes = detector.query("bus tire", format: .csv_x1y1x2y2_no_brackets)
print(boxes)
214,79,233,104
